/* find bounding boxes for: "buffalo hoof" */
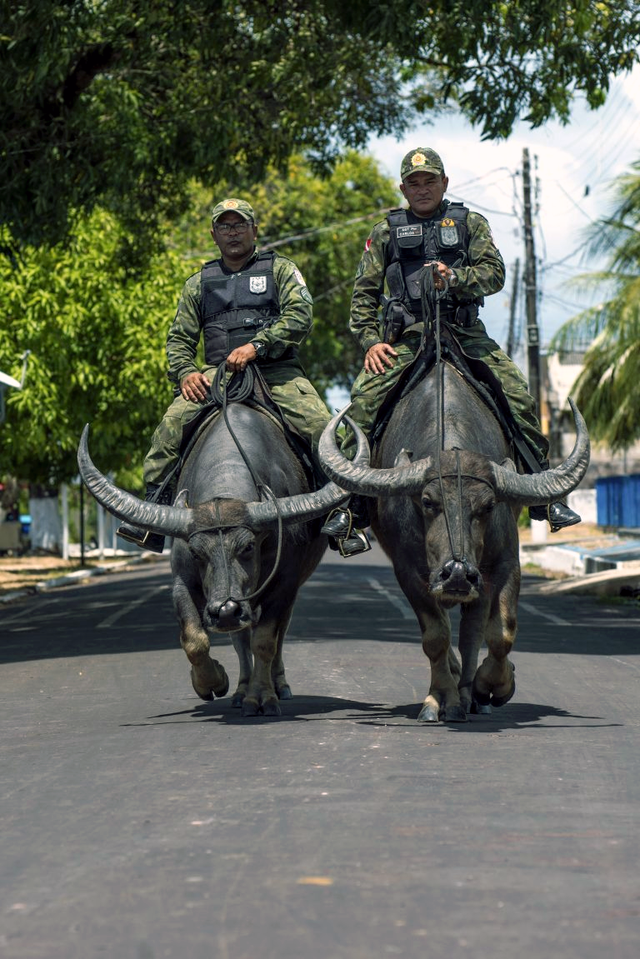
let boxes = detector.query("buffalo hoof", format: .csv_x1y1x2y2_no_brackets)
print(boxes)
443,704,468,723
470,701,492,715
190,667,229,701
472,662,515,708
277,684,293,701
417,703,439,723
262,700,282,717
241,699,260,717
231,691,245,709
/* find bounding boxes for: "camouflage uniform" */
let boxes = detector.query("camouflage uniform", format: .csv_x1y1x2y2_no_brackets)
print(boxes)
143,250,331,487
346,203,549,465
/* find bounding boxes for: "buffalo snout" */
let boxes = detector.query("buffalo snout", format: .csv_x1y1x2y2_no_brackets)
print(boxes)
431,559,482,597
205,598,250,632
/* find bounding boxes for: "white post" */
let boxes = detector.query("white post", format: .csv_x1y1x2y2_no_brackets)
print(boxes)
61,483,69,560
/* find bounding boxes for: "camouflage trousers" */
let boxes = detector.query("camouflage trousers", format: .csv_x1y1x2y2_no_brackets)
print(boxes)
143,362,333,487
344,323,549,467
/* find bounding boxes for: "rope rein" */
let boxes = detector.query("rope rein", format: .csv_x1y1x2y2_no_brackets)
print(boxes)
421,266,463,564
192,364,285,606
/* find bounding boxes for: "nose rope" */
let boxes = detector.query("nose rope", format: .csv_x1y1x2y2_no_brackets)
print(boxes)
424,265,462,563
204,366,285,609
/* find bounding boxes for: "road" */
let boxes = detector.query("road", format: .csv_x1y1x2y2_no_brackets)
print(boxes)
1,542,639,959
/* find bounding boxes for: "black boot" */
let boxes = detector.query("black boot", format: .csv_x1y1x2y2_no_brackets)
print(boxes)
117,483,170,554
529,501,582,533
321,497,371,558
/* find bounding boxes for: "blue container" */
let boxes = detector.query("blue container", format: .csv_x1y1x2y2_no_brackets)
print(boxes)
596,474,640,528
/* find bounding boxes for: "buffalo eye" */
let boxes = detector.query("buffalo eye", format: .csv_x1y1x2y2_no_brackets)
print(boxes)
421,497,439,515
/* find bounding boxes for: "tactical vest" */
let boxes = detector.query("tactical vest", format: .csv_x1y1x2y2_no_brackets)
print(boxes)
385,203,480,321
200,252,281,365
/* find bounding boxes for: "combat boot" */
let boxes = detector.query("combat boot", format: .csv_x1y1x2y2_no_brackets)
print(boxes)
529,501,581,533
117,483,171,554
321,496,372,558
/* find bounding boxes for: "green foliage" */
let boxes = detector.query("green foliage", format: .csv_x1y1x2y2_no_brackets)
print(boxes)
2,1,638,252
0,210,194,485
550,159,640,452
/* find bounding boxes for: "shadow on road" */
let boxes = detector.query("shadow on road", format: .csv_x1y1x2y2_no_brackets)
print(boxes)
124,695,621,733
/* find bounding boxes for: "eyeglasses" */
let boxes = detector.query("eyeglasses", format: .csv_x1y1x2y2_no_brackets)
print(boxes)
214,221,252,235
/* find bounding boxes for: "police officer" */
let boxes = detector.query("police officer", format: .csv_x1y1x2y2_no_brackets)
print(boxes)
119,197,369,555
322,148,580,537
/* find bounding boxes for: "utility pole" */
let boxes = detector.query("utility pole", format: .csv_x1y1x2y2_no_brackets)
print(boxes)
506,257,520,359
522,148,541,414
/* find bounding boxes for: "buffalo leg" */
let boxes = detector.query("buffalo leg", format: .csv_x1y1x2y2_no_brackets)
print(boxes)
472,583,518,707
230,627,253,708
415,603,467,723
458,599,491,714
272,610,293,701
174,584,229,700
242,620,281,717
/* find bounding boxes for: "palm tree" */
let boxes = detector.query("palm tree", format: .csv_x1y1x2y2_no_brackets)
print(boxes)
550,160,640,452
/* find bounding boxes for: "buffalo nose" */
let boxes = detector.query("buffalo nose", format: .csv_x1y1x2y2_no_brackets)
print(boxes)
439,559,480,589
210,599,241,627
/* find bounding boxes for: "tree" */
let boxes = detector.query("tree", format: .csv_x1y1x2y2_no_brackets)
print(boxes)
0,210,192,486
0,152,399,485
550,159,640,452
1,1,638,252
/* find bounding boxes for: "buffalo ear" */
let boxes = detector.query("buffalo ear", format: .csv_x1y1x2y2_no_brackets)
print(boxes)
394,448,414,467
175,488,189,507
500,457,517,473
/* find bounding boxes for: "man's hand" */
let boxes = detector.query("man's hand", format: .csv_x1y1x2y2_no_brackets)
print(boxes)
180,371,212,403
365,342,398,374
226,343,257,372
427,260,456,291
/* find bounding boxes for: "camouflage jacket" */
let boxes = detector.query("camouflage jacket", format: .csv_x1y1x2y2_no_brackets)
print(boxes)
350,201,506,353
166,249,314,385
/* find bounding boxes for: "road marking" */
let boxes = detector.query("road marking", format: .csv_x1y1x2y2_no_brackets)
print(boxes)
519,600,570,626
367,577,414,620
96,585,169,628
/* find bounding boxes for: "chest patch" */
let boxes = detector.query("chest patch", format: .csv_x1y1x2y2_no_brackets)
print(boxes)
249,275,268,294
438,219,459,247
396,225,422,239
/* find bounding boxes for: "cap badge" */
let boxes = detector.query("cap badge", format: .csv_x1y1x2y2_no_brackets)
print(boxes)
224,199,239,209
411,152,426,167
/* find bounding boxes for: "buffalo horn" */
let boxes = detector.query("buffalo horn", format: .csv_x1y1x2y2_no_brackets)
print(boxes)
490,398,590,505
245,417,371,528
318,408,434,495
77,425,193,538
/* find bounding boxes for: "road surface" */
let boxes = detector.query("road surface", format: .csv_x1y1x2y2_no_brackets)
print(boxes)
1,542,639,958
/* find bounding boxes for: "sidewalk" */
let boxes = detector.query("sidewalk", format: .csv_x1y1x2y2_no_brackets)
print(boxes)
0,549,168,603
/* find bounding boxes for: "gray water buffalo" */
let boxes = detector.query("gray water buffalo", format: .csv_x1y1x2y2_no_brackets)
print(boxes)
319,359,590,723
78,405,364,716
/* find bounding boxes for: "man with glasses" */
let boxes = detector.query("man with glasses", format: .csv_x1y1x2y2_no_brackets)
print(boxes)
118,197,370,555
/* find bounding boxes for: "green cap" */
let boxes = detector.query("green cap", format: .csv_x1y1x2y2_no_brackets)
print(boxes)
400,148,445,180
211,198,255,222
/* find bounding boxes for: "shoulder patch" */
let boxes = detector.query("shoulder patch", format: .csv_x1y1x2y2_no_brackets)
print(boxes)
293,268,306,286
301,287,313,304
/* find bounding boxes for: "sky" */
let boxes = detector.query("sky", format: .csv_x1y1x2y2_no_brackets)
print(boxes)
365,65,640,366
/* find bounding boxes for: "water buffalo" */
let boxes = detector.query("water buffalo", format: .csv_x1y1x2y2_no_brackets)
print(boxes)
78,405,365,716
319,358,590,723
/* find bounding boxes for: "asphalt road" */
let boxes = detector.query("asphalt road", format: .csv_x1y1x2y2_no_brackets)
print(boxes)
1,542,639,959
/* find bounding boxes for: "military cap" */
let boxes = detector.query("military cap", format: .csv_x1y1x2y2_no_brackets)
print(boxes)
400,148,445,180
211,198,255,222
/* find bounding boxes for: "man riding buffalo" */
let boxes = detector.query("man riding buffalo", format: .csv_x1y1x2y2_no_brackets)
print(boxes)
118,196,369,557
321,147,581,541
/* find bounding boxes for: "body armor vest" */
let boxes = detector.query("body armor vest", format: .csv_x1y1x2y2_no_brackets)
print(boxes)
385,203,480,322
200,252,281,365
